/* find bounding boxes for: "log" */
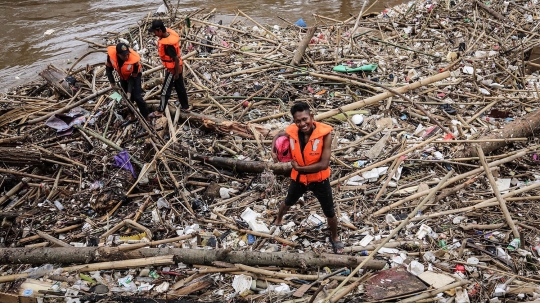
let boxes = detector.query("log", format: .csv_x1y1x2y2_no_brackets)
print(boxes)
475,0,507,22
314,71,451,121
291,26,317,67
190,153,291,175
0,248,386,270
0,147,42,166
457,108,540,157
39,65,73,97
178,112,278,139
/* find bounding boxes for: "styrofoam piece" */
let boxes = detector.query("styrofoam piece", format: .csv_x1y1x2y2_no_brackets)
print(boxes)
241,208,270,234
232,275,252,294
418,271,456,288
359,235,374,247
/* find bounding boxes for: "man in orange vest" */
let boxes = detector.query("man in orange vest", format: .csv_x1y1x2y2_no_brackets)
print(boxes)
106,42,150,124
271,102,343,254
148,20,190,118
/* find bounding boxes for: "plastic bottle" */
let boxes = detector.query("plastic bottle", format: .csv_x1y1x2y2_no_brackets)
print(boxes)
26,264,54,279
532,244,540,257
53,200,64,211
507,238,520,251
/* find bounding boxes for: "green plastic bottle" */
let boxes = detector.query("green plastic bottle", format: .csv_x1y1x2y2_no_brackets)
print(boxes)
333,64,378,73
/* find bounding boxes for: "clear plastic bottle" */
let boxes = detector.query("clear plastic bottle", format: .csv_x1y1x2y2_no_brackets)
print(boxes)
53,200,64,211
26,264,54,279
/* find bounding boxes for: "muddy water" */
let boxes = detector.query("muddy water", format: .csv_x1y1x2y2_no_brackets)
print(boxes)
0,0,388,91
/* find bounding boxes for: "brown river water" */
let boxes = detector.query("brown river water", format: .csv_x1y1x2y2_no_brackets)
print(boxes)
0,0,390,91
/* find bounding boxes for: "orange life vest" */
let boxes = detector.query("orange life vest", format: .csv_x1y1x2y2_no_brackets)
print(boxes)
285,122,333,185
158,28,183,73
106,46,141,80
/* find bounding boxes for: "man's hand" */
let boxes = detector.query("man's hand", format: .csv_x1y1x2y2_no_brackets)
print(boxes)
126,92,131,100
110,83,118,90
173,73,179,80
291,161,300,171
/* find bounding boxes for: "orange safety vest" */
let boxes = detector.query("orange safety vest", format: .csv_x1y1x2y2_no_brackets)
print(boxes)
158,28,183,73
285,122,333,185
106,46,141,80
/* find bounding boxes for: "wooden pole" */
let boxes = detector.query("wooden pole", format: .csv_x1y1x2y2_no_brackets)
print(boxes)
290,26,317,67
0,248,387,269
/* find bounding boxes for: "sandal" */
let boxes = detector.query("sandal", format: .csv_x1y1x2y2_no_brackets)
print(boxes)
180,108,191,113
330,239,345,254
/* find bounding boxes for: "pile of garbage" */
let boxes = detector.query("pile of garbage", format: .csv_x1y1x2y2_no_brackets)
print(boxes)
1,0,540,302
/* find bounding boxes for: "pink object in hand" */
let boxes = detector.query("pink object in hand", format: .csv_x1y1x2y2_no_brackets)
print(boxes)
275,136,292,162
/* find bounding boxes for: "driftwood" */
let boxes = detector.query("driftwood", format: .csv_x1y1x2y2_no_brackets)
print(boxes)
0,147,42,166
191,152,291,175
39,65,73,97
0,247,386,269
290,26,318,67
178,112,278,139
457,109,540,157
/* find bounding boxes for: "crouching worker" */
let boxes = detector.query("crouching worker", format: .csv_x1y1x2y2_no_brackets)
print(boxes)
106,43,150,125
271,102,343,254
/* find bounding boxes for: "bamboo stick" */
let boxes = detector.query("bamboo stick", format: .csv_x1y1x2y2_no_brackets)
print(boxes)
475,145,520,239
398,280,470,303
36,231,71,248
372,148,531,216
0,255,175,283
331,135,440,186
315,71,451,121
323,170,454,303
118,234,196,251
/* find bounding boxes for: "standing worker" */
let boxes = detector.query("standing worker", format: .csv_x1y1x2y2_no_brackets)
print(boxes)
148,20,190,118
271,102,343,254
106,42,150,125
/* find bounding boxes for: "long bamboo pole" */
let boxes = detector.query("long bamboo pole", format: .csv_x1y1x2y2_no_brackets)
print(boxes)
314,71,451,121
0,255,175,283
331,135,440,186
476,146,520,239
372,148,532,216
323,170,454,303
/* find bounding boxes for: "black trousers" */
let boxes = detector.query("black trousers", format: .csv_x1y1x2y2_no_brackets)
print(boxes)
284,179,335,218
159,72,189,112
120,73,150,118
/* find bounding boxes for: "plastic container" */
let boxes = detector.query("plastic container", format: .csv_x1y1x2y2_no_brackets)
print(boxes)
53,200,64,211
507,238,520,251
26,264,54,279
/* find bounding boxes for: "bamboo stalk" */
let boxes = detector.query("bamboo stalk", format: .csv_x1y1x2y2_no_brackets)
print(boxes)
323,170,454,303
372,148,531,216
331,135,440,186
315,71,451,121
475,145,520,239
36,231,71,248
118,234,197,251
0,255,175,283
398,280,470,303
